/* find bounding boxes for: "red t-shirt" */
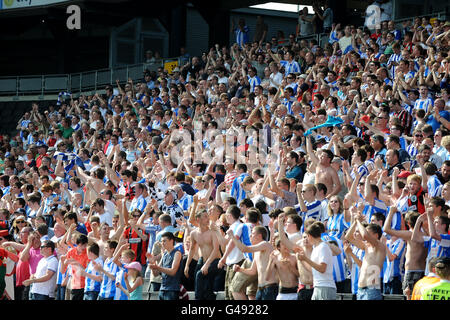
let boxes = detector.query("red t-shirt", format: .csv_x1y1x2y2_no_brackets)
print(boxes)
15,250,30,286
66,247,89,289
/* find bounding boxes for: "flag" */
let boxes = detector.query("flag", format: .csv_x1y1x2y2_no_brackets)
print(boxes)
304,116,344,137
53,152,86,172
56,91,72,105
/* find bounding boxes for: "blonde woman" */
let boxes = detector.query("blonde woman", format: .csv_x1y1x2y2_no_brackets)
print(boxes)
326,195,350,239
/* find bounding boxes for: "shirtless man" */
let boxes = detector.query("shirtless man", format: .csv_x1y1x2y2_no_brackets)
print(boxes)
226,226,278,300
76,166,106,205
306,135,341,198
384,206,428,299
349,211,386,300
184,209,221,300
266,238,299,300
277,213,314,300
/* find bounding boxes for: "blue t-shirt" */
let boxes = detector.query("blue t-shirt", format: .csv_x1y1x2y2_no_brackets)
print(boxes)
427,110,450,132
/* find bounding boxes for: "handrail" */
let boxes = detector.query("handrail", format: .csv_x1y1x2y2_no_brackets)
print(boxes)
0,56,187,97
394,10,446,24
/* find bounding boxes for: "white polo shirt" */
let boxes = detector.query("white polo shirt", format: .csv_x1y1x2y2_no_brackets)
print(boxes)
30,255,58,297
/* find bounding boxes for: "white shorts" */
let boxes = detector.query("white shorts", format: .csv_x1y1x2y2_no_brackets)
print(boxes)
276,293,298,300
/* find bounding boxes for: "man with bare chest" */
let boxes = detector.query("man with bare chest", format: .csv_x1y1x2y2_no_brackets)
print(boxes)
227,226,278,300
184,209,221,300
277,213,314,300
354,214,386,300
384,207,428,299
266,238,299,300
306,136,341,198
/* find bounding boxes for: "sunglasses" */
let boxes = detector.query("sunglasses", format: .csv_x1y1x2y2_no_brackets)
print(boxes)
415,134,423,138
16,220,26,224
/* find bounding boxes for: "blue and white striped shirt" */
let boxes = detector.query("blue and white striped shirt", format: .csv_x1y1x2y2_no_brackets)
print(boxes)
424,234,450,274
247,75,261,93
414,97,434,113
427,174,442,198
235,26,249,48
385,206,402,231
295,200,322,221
178,194,193,211
285,82,298,94
99,257,119,299
327,212,350,240
360,197,388,222
231,173,249,205
350,246,365,294
407,143,419,159
84,257,103,292
322,233,347,282
114,266,129,300
435,234,450,259
295,200,322,233
280,60,301,77
350,164,369,181
387,53,402,78
145,222,162,255
383,238,406,283
227,221,252,263
282,97,296,115
129,195,147,213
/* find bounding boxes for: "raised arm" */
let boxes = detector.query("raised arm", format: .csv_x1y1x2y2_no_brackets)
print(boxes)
277,213,297,252
306,135,319,165
384,206,412,241
226,228,268,253
426,206,441,241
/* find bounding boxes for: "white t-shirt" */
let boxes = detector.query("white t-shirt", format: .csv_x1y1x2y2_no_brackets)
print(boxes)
310,241,336,288
104,199,116,217
319,199,329,222
269,72,283,88
30,255,58,297
96,210,113,228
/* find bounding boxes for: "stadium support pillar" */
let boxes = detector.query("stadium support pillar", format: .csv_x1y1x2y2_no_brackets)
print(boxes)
329,0,347,25
168,3,187,57
194,5,231,49
46,18,77,74
208,8,230,49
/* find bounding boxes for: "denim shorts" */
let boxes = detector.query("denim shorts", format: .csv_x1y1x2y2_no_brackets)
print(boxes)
159,290,179,300
31,293,50,300
357,287,382,300
83,291,99,300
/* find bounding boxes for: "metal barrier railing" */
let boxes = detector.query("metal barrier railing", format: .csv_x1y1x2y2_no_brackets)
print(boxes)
394,10,447,26
0,56,187,97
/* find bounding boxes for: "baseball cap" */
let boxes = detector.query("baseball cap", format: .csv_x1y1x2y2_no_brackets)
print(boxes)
151,136,163,145
124,261,142,272
397,170,412,179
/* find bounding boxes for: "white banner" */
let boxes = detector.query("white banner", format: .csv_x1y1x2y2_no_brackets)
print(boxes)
364,4,381,30
0,0,69,10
